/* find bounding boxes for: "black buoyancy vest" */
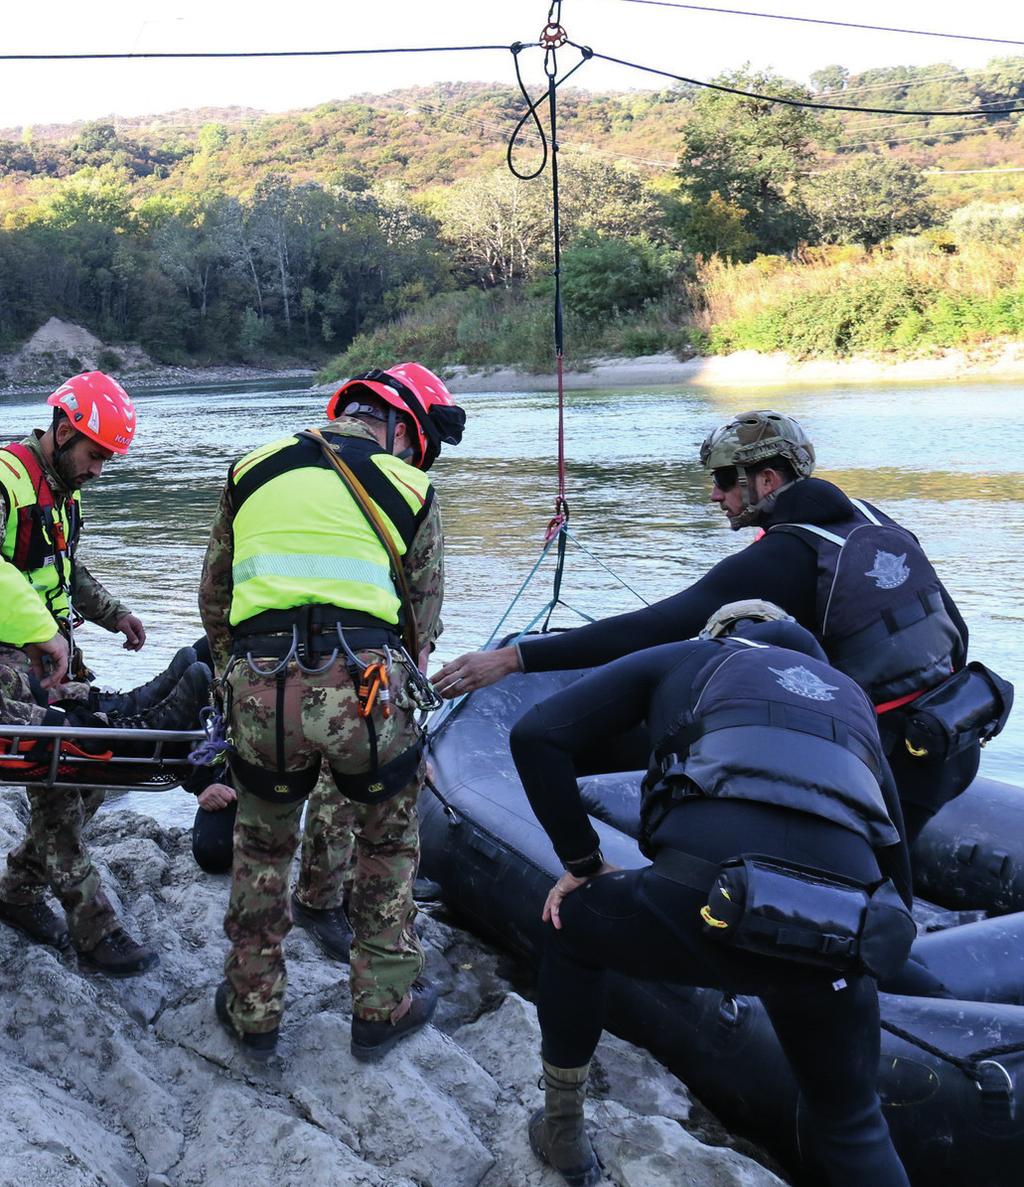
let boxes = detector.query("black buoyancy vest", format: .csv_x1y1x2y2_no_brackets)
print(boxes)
770,499,961,705
647,639,899,848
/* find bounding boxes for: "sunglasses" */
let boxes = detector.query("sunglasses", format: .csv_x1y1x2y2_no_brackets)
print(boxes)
711,466,740,492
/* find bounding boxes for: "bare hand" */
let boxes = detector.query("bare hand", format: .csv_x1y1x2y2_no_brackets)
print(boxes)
198,783,237,811
431,646,521,699
116,613,147,652
542,862,619,930
24,632,70,690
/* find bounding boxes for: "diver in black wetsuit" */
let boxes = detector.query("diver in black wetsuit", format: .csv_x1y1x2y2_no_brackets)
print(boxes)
434,410,978,843
511,607,912,1187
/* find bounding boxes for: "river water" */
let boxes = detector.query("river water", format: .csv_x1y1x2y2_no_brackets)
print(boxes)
2,377,1022,825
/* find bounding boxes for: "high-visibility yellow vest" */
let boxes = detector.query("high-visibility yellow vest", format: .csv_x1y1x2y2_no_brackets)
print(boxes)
228,429,433,629
0,441,81,645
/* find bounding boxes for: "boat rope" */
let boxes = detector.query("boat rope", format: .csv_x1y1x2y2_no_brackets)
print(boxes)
880,1017,1024,1087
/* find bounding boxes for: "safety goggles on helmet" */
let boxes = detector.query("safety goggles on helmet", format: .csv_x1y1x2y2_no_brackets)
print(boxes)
327,362,466,471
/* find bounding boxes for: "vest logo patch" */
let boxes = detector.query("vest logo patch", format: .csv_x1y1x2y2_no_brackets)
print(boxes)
865,550,909,590
769,665,839,702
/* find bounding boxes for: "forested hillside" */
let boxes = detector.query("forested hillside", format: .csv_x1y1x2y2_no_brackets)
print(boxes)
1,61,1023,373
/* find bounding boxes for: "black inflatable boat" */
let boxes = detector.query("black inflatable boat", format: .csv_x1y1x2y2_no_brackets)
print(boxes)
420,666,1024,1187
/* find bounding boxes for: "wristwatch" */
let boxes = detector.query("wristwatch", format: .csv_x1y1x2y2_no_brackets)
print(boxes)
564,848,604,878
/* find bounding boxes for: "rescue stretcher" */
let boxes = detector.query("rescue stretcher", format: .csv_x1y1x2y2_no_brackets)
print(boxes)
0,722,208,791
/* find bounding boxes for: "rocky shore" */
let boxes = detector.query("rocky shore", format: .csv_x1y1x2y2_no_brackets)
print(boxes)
0,787,788,1187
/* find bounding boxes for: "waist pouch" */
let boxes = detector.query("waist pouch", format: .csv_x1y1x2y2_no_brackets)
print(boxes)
653,849,915,980
903,661,1013,760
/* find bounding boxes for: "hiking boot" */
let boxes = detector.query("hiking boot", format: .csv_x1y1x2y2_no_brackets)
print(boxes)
291,893,352,962
0,898,70,948
528,1060,601,1187
350,978,438,1064
88,646,198,716
108,662,212,733
215,981,279,1063
77,927,159,977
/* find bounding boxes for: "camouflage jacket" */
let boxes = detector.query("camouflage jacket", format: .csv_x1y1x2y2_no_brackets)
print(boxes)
0,430,131,632
198,418,445,675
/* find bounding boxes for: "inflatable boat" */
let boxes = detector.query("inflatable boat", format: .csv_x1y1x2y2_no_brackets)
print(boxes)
421,665,1024,1187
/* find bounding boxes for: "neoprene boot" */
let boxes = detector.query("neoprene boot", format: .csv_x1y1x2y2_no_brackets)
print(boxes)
291,893,353,962
88,646,198,716
350,978,438,1063
528,1060,601,1187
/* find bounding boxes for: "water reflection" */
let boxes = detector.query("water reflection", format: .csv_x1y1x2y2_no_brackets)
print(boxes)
1,377,1021,819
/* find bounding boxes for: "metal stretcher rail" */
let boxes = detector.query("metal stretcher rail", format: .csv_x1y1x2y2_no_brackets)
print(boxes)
0,723,208,791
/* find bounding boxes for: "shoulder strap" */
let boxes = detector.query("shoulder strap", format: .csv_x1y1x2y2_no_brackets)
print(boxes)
771,522,848,548
300,429,421,659
849,498,883,526
0,442,53,508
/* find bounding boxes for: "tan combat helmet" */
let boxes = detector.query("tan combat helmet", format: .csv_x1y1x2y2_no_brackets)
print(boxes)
699,599,795,640
699,410,815,528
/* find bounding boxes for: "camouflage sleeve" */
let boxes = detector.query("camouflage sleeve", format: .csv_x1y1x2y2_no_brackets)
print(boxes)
405,495,444,655
71,560,131,631
198,483,236,675
0,659,51,726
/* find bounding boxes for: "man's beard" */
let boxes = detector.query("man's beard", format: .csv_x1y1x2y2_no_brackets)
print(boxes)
53,447,84,490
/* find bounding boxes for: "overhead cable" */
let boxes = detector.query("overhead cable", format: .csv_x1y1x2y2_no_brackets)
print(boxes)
584,47,1024,117
0,43,510,62
612,0,1024,47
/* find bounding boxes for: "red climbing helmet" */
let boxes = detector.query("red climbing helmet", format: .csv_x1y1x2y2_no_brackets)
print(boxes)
46,371,136,455
327,362,465,471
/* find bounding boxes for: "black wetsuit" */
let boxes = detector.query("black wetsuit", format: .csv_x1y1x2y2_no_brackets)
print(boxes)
510,630,911,1187
517,477,973,842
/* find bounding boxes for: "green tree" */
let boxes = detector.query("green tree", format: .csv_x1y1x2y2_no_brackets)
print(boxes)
807,159,934,246
677,191,756,260
810,65,849,94
675,67,825,255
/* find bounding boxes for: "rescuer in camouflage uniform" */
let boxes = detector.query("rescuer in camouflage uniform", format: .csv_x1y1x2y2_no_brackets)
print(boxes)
201,362,464,1063
0,373,161,974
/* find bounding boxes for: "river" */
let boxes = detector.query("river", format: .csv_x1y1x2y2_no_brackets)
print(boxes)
2,377,1022,826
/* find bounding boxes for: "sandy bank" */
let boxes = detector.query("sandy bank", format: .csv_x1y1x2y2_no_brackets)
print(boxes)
445,342,1024,392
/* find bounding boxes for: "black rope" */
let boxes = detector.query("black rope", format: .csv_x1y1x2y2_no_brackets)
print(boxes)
881,1018,1024,1082
612,0,1024,48
507,43,594,181
582,46,1024,118
0,43,511,62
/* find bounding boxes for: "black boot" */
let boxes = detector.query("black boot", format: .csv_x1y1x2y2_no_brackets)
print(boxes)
78,927,159,976
0,898,70,948
291,893,353,962
88,646,198,716
215,981,279,1062
350,979,438,1063
528,1060,601,1187
107,662,212,733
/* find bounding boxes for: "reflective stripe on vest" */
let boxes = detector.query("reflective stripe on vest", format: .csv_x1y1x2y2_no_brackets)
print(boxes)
649,639,898,848
0,442,79,625
769,499,960,705
227,431,432,629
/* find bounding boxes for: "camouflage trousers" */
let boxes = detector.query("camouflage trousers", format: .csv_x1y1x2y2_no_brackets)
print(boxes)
223,654,424,1034
295,771,355,909
0,651,118,949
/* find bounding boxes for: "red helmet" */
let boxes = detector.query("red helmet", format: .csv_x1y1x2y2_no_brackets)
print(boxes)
327,362,465,471
47,372,136,455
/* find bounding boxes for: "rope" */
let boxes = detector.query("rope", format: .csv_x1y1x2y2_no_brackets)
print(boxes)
0,43,513,62
581,47,1024,118
880,1018,1024,1084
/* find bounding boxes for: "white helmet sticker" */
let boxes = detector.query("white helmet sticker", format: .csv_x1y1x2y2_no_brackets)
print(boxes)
87,403,101,435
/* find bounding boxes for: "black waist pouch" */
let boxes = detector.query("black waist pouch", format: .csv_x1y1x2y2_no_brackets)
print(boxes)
903,661,1014,760
702,854,915,981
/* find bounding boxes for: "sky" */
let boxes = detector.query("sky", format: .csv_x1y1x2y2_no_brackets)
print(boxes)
1,0,1021,129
